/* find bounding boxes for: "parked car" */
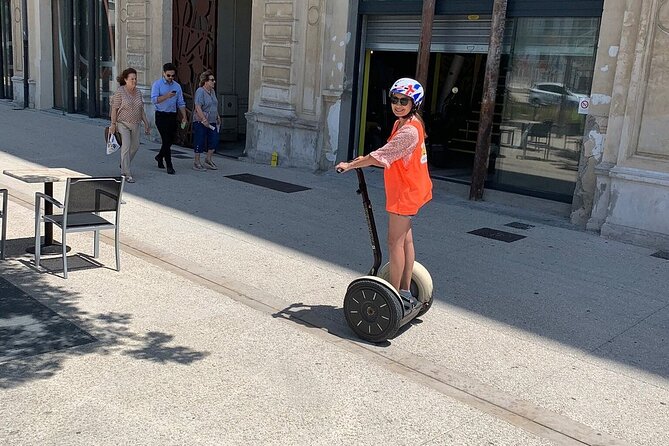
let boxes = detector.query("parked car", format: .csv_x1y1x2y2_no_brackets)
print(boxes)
528,82,587,106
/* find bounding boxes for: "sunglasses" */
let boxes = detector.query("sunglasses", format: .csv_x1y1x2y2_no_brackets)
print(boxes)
390,96,411,106
165,73,175,78
208,78,216,82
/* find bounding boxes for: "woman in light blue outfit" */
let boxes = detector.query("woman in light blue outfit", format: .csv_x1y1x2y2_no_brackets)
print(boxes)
192,70,221,171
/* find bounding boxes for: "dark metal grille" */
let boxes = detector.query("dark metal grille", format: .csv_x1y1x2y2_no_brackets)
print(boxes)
504,222,535,230
172,0,218,146
468,227,526,243
225,174,311,193
651,251,669,261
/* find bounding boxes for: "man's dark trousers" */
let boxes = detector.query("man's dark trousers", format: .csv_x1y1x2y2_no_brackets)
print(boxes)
155,111,178,169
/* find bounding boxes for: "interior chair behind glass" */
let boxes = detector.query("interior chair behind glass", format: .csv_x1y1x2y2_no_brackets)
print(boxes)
0,189,7,260
34,177,125,278
527,120,553,159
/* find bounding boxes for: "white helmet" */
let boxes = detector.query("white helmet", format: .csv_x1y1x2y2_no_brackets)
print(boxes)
390,78,425,108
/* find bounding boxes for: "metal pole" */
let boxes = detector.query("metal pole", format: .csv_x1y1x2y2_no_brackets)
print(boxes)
415,0,435,90
469,0,508,201
21,0,28,108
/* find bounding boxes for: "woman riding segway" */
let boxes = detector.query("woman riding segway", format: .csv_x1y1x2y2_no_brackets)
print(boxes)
336,78,433,340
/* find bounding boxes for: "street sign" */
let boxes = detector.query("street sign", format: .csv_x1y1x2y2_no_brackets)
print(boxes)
578,98,590,115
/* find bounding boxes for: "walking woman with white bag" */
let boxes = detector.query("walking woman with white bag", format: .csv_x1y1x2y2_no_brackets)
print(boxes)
109,68,151,183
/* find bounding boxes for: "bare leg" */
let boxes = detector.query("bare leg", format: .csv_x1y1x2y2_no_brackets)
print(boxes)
387,213,412,293
401,225,415,290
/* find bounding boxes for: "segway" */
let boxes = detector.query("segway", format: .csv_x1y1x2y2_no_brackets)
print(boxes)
339,168,433,343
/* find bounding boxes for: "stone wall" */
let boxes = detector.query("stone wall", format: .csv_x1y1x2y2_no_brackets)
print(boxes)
245,0,350,170
579,0,669,249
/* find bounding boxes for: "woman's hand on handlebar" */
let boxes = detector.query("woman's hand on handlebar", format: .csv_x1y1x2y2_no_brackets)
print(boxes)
336,156,365,173
335,161,350,173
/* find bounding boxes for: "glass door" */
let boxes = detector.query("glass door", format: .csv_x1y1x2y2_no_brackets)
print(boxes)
52,0,116,117
491,17,600,202
0,0,12,100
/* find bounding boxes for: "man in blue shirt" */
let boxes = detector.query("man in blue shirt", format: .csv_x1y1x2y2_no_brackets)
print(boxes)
151,63,188,175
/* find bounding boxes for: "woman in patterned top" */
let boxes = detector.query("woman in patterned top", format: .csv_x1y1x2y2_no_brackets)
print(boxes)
336,78,433,311
110,68,151,183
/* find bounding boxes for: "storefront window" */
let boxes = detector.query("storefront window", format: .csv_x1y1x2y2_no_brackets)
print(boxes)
52,0,115,117
491,17,599,201
0,0,13,100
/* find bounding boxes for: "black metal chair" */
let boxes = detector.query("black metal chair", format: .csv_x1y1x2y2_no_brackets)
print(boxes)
34,177,125,278
0,188,7,260
526,120,553,160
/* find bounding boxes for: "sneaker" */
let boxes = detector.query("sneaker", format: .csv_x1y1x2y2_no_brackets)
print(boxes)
399,290,419,310
204,159,218,170
125,176,135,183
193,163,206,172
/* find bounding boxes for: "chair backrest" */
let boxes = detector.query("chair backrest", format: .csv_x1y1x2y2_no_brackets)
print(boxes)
528,121,552,137
63,177,124,215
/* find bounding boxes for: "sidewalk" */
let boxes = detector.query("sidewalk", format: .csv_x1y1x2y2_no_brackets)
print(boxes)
0,102,667,445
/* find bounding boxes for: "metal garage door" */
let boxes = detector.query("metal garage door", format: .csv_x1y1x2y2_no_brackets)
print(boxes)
365,15,513,53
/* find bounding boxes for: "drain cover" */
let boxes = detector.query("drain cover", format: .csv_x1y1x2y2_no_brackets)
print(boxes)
468,227,526,243
226,173,311,193
505,222,535,230
651,251,669,260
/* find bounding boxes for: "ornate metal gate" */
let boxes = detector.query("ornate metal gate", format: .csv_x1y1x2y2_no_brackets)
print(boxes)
172,0,218,145
0,0,13,100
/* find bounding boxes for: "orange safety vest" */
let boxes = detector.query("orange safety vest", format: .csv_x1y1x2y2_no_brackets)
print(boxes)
384,117,433,215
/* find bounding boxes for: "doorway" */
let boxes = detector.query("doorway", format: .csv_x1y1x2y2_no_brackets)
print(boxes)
171,0,250,156
360,50,507,183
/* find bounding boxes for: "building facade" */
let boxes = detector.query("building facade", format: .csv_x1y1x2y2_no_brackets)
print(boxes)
6,0,669,249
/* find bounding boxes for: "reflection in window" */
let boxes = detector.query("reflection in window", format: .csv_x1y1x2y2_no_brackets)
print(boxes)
492,17,600,202
52,0,115,117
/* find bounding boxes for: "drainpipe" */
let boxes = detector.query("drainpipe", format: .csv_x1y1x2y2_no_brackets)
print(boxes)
469,0,508,200
21,0,28,108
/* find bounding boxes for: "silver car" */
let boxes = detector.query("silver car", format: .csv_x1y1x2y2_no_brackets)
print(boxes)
528,82,587,106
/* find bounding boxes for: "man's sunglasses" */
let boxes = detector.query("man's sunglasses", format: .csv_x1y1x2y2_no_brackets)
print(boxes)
390,96,411,106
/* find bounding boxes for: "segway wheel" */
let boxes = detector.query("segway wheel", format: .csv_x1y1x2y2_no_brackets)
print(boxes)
378,261,434,317
343,277,403,342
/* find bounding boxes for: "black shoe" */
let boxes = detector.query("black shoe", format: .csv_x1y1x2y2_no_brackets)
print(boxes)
166,167,176,175
155,155,165,169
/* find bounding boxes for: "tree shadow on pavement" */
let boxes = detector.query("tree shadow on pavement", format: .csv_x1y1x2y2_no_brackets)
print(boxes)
1,105,667,382
0,244,209,389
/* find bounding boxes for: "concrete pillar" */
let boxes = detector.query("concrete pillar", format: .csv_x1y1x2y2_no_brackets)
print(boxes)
571,0,626,227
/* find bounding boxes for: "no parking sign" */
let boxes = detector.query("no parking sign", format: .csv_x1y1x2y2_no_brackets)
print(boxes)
578,98,590,115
